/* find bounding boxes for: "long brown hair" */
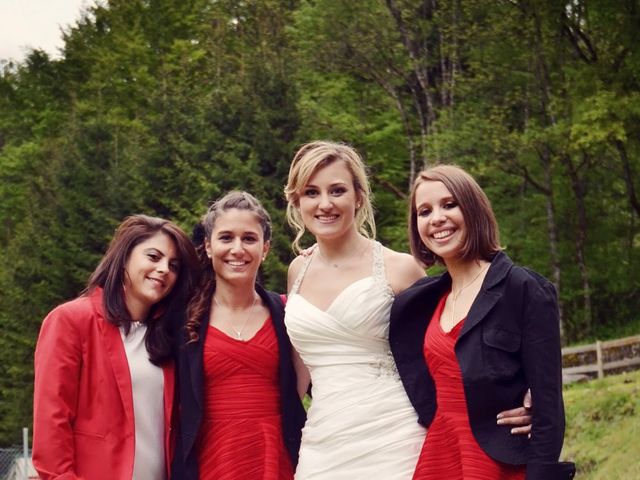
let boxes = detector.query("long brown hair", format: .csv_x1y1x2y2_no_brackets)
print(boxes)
185,191,271,343
408,165,501,267
87,214,198,364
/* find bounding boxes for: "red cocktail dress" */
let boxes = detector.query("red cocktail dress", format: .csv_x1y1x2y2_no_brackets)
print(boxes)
197,318,294,480
412,294,525,480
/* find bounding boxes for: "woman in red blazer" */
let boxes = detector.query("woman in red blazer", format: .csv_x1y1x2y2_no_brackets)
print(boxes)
390,165,575,480
33,214,198,480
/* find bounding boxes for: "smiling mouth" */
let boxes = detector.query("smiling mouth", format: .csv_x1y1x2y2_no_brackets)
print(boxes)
148,277,165,287
316,214,338,222
432,229,455,240
226,260,249,267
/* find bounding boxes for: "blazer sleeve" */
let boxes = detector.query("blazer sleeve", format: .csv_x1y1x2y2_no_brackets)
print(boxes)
32,305,84,480
520,279,572,479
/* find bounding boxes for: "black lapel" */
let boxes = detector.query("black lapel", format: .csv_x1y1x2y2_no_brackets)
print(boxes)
255,285,290,391
459,251,513,339
187,306,209,412
390,274,450,357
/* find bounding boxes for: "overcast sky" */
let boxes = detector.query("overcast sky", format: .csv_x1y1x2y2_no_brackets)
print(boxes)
0,0,90,63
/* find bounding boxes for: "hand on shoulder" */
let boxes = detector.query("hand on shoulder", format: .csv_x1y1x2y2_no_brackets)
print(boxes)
382,247,426,295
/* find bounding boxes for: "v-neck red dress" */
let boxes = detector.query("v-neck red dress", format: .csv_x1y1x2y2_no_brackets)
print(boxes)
412,294,525,480
196,318,293,480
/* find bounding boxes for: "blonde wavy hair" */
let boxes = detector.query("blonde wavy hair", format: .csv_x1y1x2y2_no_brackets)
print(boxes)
284,140,376,253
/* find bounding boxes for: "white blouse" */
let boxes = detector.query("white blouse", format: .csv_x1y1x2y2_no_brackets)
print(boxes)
120,322,166,480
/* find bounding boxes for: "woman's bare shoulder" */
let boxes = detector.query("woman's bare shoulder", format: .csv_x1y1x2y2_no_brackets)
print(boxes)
287,255,306,292
382,246,426,295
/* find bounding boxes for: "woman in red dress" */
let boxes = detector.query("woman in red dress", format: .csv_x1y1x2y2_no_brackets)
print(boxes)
390,165,575,480
171,191,306,480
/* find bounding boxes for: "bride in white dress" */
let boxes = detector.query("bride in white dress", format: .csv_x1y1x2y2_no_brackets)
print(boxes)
283,141,427,479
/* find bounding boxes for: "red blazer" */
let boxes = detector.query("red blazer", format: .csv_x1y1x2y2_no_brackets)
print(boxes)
33,288,175,480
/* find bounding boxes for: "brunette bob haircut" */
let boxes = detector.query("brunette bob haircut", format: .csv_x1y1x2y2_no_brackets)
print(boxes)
87,214,198,364
408,165,501,267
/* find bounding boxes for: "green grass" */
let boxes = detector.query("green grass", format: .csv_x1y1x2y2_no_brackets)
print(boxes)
562,370,640,479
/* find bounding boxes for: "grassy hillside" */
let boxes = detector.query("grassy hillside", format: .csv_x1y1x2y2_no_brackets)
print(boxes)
562,370,640,479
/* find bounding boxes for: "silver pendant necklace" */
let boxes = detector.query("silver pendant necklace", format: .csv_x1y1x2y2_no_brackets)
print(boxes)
449,263,490,327
213,294,258,341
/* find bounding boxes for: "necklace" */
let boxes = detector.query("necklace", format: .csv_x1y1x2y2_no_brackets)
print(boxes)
449,263,490,327
213,293,258,341
317,239,370,268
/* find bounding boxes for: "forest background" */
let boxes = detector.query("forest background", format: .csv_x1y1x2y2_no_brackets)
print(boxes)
0,0,638,454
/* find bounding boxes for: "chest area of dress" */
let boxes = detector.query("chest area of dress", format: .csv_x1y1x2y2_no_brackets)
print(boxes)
287,276,394,337
202,319,280,382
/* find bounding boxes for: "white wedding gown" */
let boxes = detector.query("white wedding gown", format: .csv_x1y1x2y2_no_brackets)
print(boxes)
285,241,426,479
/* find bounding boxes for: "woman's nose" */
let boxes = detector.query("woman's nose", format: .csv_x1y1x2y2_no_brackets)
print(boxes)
230,238,244,253
430,208,446,225
319,193,333,209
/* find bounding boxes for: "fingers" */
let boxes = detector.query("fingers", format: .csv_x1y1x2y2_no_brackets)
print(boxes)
509,425,532,436
496,414,532,426
497,406,529,419
496,407,532,437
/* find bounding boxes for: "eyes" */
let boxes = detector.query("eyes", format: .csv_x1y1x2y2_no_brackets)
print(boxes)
302,185,349,198
216,233,259,244
146,251,180,271
417,201,458,217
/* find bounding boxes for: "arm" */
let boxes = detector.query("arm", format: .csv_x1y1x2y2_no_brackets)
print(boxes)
292,347,311,399
521,281,570,477
32,305,83,480
287,257,311,399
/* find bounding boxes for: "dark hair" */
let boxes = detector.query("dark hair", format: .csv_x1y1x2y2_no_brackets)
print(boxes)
408,165,501,267
284,140,375,253
87,214,198,364
185,191,272,343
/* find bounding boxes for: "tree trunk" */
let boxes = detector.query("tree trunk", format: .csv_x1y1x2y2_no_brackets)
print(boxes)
560,153,592,336
615,140,640,217
523,0,572,341
539,147,565,340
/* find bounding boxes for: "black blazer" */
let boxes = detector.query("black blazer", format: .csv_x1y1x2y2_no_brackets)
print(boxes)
170,284,306,479
389,251,575,480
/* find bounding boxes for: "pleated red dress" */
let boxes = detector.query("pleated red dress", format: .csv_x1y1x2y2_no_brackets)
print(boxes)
196,318,294,480
412,294,525,480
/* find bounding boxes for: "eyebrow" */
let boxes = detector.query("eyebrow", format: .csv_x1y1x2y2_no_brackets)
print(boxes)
144,247,179,261
216,230,260,235
305,180,349,188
